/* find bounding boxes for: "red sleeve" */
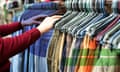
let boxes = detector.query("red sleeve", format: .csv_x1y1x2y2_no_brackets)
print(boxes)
0,22,22,36
0,28,40,62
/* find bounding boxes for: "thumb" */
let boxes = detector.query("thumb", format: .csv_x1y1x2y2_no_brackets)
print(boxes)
52,18,61,22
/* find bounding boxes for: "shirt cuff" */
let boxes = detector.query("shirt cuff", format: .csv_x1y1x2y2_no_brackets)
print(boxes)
13,22,23,29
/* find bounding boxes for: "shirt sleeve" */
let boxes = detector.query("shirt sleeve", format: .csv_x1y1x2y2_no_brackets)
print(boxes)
0,22,22,36
0,28,41,62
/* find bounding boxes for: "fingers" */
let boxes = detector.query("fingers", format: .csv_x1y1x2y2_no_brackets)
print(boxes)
32,15,62,25
44,17,60,23
32,15,48,20
51,15,63,18
32,15,62,21
42,16,62,24
52,18,61,22
43,15,62,21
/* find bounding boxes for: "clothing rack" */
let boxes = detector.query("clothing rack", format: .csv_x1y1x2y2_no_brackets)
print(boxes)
47,0,120,72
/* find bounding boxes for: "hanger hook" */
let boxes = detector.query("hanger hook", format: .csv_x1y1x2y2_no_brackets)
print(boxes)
79,0,83,11
72,0,78,11
64,0,73,10
100,0,106,13
87,0,91,12
90,0,94,12
71,0,74,11
81,0,86,11
88,0,92,12
92,0,97,12
85,0,89,12
112,0,118,13
95,0,99,13
118,0,120,13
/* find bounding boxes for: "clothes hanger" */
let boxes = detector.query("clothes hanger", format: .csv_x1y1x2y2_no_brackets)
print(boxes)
84,0,118,38
66,0,95,35
94,0,120,36
54,0,72,20
75,0,107,38
103,23,120,45
94,0,120,40
112,31,120,49
107,21,120,45
109,0,120,46
59,0,87,32
102,0,120,47
59,0,80,32
109,30,120,49
70,0,100,37
77,0,110,38
54,0,73,28
89,0,114,34
90,0,120,58
100,0,105,13
55,0,79,30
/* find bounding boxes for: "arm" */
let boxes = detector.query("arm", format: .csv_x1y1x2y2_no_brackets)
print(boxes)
0,15,47,36
0,28,40,62
0,15,62,63
0,22,22,36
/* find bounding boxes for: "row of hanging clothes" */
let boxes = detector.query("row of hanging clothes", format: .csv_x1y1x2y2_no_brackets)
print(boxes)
10,0,65,72
47,0,120,72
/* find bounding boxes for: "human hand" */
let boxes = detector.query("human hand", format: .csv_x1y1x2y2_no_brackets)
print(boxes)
37,15,62,34
21,15,47,26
